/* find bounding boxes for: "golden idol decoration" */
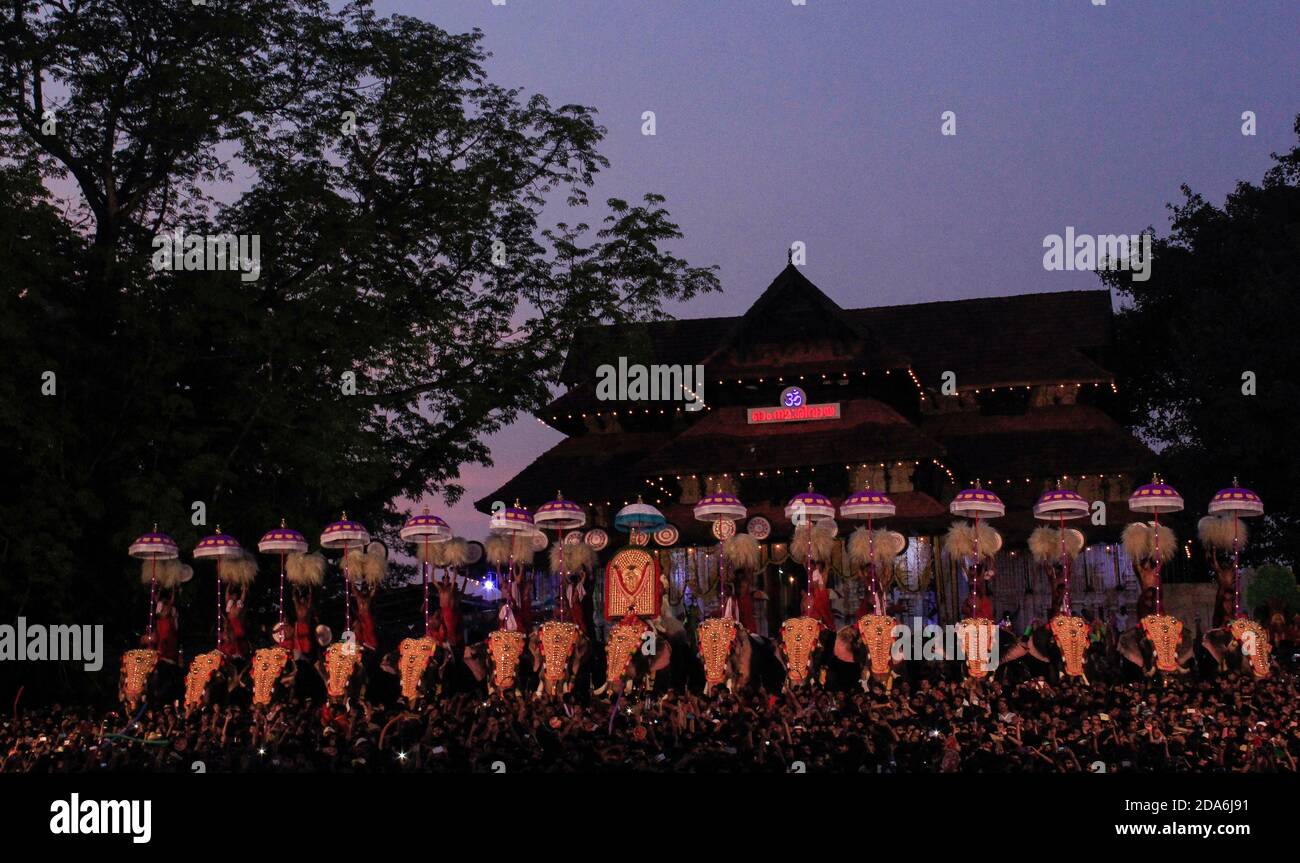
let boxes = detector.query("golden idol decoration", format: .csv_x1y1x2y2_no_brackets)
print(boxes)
397,637,437,702
1049,615,1089,679
120,649,158,709
856,614,896,677
184,650,223,711
250,647,288,706
539,621,580,686
1141,613,1184,673
958,618,996,679
780,616,821,685
606,620,646,687
487,630,526,692
1228,618,1271,678
697,618,737,688
324,642,359,698
604,547,660,619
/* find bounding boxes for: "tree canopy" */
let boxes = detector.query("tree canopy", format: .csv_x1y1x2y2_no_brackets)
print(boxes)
0,0,719,654
1107,117,1300,566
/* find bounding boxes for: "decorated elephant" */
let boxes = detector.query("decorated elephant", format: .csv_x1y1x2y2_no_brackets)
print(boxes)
595,612,690,695
696,533,762,694
462,629,535,697
1116,521,1194,675
530,620,591,697
996,526,1096,683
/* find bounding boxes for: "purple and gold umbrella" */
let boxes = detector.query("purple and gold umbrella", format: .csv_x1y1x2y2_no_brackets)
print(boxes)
194,527,244,649
1207,480,1263,618
258,520,308,631
321,514,370,636
1128,476,1183,614
785,484,834,600
401,508,451,636
1034,485,1089,615
841,486,897,615
695,492,746,617
129,526,179,637
536,493,587,619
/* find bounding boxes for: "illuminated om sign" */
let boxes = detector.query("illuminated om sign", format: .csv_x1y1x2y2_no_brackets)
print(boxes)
781,386,806,408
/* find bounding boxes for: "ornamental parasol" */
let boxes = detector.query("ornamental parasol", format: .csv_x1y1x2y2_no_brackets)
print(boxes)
535,493,587,619
1033,485,1090,616
489,501,534,625
194,527,243,649
615,496,666,545
258,520,308,635
320,513,370,637
950,483,1005,618
1127,476,1183,613
401,508,451,637
695,492,746,621
1207,480,1263,618
490,500,535,534
129,526,178,638
786,484,835,600
840,485,896,615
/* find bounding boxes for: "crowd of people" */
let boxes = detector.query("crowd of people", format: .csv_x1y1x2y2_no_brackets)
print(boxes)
4,661,1297,773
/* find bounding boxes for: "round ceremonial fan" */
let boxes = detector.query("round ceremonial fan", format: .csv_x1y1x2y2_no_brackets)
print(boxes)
746,516,771,540
654,525,679,546
585,529,609,551
464,541,485,565
712,519,737,540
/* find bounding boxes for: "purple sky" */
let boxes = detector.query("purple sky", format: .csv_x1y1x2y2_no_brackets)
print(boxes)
378,0,1299,535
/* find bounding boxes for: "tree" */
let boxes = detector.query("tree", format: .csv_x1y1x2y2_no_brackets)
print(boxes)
0,0,719,671
1106,117,1300,565
1245,564,1300,617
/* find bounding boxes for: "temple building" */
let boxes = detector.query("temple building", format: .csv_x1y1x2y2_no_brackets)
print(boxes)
479,265,1160,632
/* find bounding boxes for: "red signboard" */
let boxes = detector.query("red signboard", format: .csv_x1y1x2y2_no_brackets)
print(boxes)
747,402,841,424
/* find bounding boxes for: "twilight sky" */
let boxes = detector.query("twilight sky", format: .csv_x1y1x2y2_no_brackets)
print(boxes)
376,0,1300,536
